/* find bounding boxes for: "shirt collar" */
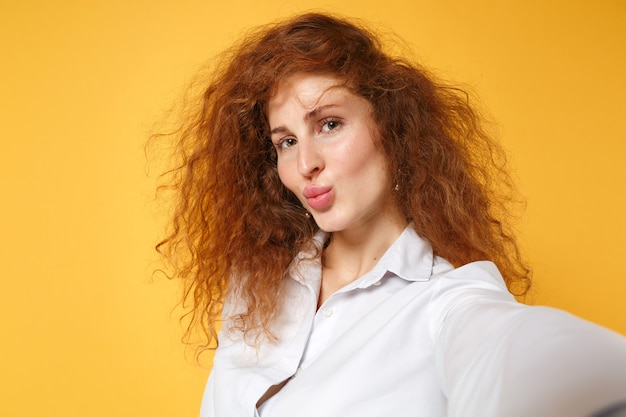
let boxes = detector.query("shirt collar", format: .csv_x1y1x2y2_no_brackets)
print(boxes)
289,224,435,289
377,224,434,282
345,224,434,290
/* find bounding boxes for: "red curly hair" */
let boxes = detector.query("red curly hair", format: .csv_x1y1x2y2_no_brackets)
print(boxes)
156,12,531,353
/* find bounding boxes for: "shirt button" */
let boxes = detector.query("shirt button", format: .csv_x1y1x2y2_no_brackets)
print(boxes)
322,307,333,317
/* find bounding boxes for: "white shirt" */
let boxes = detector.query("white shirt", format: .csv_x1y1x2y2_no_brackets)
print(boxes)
200,226,626,417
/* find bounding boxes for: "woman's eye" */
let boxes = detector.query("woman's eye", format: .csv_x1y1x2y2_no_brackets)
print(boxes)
276,137,297,150
321,119,341,133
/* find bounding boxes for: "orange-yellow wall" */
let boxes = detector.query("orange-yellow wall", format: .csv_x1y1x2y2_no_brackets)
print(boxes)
1,1,624,416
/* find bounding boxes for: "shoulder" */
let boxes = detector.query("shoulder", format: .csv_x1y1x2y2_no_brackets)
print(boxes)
428,260,515,315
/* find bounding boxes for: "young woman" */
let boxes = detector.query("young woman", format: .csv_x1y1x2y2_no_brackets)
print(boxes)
157,13,626,417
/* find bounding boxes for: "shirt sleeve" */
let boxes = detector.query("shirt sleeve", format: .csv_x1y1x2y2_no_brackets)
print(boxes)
431,261,626,417
199,371,216,417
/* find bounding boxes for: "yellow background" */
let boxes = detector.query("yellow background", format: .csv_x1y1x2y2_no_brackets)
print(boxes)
1,0,624,416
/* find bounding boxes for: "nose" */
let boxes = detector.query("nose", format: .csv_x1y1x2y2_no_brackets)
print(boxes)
297,138,324,177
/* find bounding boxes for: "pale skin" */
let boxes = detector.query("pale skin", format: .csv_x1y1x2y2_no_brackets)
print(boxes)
268,73,408,306
258,73,408,406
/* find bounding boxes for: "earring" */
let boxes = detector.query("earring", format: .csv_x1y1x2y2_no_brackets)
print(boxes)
394,183,400,191
305,212,311,219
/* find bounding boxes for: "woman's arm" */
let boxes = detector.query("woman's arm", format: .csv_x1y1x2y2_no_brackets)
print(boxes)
432,262,626,417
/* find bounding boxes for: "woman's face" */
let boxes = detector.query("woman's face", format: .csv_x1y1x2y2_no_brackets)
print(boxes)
267,73,401,233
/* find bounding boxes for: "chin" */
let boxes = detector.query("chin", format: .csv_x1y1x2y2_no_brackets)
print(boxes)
311,217,343,233
311,214,354,234
314,223,342,233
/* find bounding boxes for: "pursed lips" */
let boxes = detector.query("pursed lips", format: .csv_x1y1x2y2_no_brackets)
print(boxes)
303,184,334,210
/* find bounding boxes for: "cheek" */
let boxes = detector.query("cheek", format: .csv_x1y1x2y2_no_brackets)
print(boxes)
336,139,381,178
348,147,390,191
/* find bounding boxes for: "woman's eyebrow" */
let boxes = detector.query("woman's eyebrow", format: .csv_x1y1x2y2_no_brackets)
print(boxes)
270,126,289,136
304,104,338,122
270,104,340,136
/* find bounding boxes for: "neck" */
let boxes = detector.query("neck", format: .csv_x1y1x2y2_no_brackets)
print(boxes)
322,213,408,287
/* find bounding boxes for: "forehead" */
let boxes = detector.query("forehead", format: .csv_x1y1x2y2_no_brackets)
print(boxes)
268,73,348,112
